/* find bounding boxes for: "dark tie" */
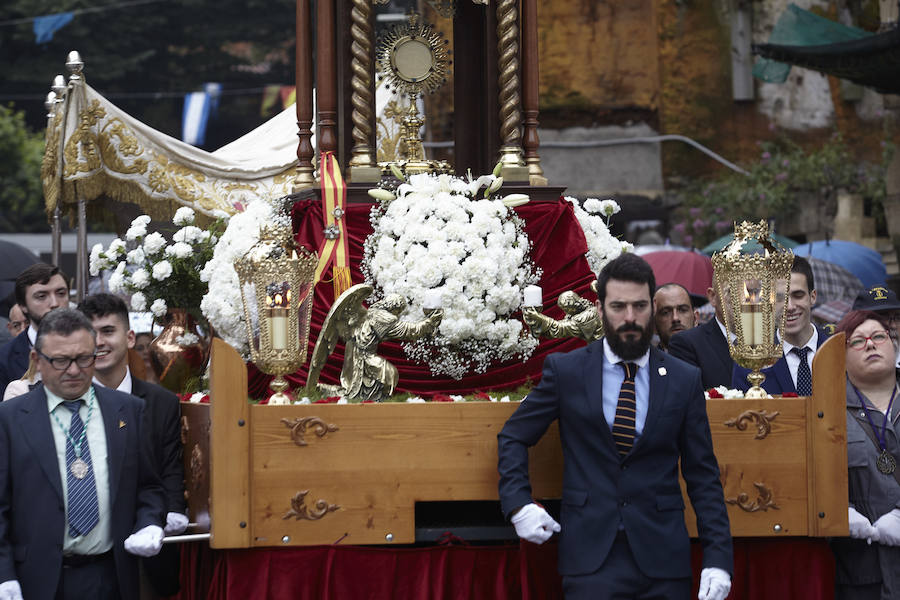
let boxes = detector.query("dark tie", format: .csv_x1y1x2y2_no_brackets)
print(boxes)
612,362,637,457
792,347,812,396
63,399,100,537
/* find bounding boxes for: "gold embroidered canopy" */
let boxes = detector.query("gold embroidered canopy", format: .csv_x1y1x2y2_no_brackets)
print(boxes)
42,80,301,221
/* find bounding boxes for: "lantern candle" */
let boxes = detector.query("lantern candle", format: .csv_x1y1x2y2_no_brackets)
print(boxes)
523,285,542,307
740,283,764,346
268,292,289,350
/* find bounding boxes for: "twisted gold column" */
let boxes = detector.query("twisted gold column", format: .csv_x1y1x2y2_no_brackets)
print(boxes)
349,0,380,182
496,0,525,175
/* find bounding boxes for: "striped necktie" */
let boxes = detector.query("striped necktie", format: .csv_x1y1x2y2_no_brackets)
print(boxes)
63,399,100,537
612,362,637,457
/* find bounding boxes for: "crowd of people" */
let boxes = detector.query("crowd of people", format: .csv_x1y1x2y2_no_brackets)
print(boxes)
2,251,900,598
0,264,184,600
499,252,900,599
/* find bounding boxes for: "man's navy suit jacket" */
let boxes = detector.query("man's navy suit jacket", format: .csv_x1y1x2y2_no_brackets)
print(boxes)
0,384,165,600
0,332,31,396
132,377,185,597
667,318,735,391
731,324,831,395
497,341,733,579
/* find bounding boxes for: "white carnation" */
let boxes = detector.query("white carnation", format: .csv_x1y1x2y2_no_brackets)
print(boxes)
173,226,203,244
130,292,147,311
152,261,173,281
600,199,620,216
165,242,193,259
130,268,151,290
173,206,196,226
126,246,146,266
125,223,147,241
108,238,126,256
143,232,167,255
89,244,104,276
150,298,168,317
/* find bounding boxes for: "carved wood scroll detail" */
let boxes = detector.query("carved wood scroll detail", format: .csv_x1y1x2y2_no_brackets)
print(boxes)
281,416,339,446
725,482,780,512
724,409,779,440
283,490,341,521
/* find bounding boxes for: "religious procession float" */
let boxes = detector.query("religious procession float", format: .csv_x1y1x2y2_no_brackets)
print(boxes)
37,0,849,595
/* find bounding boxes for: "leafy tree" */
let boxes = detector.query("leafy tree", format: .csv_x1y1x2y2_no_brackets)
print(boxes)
0,103,47,232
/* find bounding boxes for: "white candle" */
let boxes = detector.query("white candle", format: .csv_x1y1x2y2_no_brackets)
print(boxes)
523,285,542,307
269,308,288,350
424,289,442,310
740,305,763,346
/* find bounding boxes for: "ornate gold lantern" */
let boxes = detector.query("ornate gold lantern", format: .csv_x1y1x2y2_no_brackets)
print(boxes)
711,221,793,398
235,225,318,405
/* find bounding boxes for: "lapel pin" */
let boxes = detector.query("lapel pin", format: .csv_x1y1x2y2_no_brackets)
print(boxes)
119,420,126,428
658,366,667,376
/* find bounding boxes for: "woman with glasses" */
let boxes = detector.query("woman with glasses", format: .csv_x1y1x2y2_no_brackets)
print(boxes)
832,310,900,599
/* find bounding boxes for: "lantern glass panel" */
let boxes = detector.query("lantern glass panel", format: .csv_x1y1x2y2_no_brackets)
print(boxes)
242,280,261,355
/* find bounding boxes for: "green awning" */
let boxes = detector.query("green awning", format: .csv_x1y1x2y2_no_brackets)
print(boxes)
751,4,900,94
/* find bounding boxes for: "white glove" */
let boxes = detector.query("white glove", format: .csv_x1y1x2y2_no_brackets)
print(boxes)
164,511,189,535
873,508,900,546
124,524,164,557
510,503,561,545
0,580,22,600
848,506,879,544
698,567,731,600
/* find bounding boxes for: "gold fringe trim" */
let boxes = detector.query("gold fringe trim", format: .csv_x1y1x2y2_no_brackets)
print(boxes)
332,266,353,299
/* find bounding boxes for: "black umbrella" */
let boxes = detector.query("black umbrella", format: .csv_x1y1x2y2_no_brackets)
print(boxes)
0,240,41,314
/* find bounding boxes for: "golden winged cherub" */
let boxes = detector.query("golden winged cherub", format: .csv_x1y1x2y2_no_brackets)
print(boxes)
522,290,602,343
306,283,443,402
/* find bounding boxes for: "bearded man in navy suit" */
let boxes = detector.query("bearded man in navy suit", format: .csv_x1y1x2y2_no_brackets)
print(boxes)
498,253,732,599
732,256,829,395
0,308,165,600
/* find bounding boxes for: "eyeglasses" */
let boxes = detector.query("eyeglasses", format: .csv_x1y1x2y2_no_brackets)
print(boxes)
36,349,97,370
847,330,892,351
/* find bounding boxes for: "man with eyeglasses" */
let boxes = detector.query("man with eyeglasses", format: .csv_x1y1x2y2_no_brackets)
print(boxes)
852,285,900,368
0,308,165,600
78,293,186,599
732,256,831,396
0,264,70,395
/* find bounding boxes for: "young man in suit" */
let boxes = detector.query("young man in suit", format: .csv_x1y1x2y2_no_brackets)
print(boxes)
0,264,69,393
498,253,732,600
0,308,165,600
78,293,187,599
667,276,736,390
732,256,829,395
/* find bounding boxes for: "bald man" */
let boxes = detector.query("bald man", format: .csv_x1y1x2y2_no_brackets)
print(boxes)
653,283,698,351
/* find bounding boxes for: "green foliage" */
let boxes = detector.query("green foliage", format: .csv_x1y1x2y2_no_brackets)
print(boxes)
671,133,895,248
0,103,47,231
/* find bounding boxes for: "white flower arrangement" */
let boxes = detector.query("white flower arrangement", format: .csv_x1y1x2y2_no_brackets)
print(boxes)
362,172,541,379
565,196,633,274
199,198,288,356
91,208,223,316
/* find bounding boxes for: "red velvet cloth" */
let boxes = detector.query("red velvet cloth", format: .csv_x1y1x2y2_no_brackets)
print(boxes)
247,199,596,398
172,538,835,599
